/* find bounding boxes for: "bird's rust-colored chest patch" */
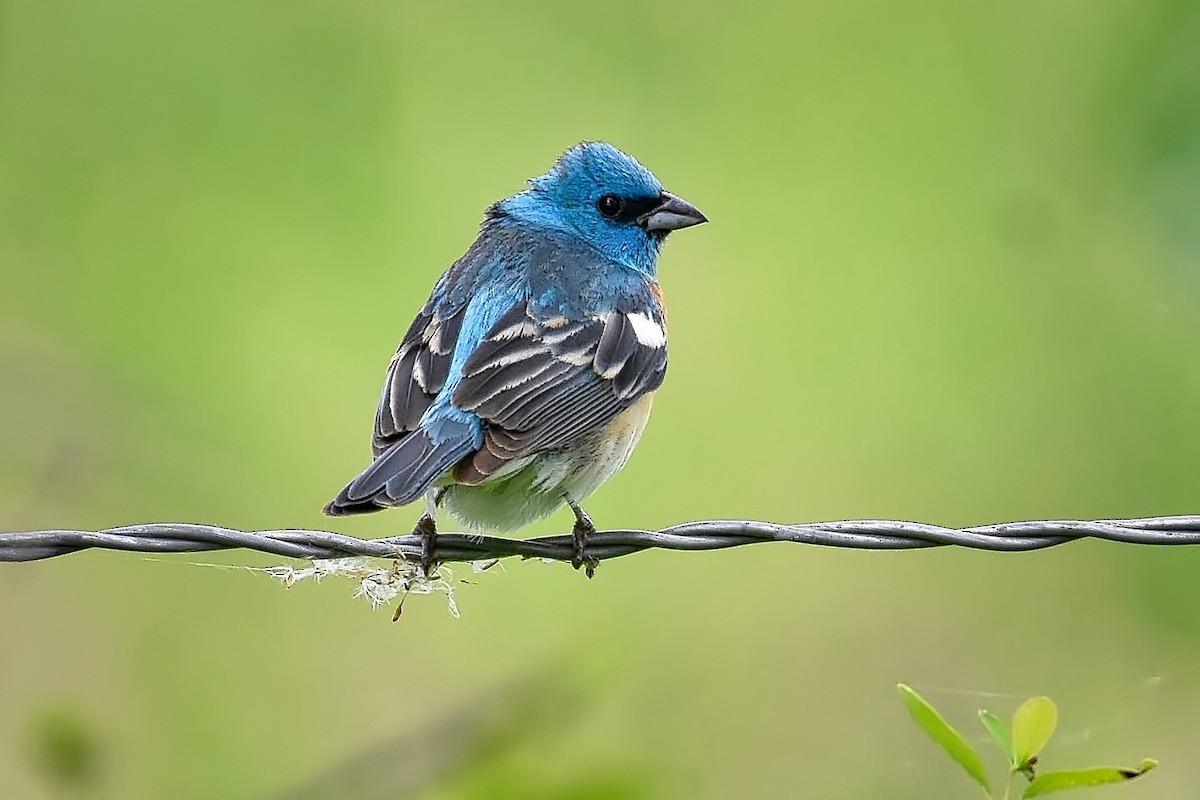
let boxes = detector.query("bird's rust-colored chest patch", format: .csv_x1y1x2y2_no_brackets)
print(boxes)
649,280,668,326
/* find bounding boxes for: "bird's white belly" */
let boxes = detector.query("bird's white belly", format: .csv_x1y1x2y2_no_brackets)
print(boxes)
532,392,655,502
439,393,655,532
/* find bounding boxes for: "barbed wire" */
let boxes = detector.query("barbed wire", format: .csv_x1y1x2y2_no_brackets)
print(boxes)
2,515,1198,565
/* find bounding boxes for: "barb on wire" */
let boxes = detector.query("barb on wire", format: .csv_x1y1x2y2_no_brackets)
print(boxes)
2,515,1198,565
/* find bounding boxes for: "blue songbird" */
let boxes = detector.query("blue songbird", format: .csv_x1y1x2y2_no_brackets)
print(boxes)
325,142,707,575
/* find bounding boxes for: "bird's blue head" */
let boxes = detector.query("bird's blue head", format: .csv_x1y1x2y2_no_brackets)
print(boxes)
494,142,707,276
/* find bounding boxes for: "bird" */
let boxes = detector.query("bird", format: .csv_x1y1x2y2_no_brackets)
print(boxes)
324,142,706,577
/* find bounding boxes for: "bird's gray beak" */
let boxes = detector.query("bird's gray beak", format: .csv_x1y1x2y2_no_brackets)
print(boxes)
638,192,708,232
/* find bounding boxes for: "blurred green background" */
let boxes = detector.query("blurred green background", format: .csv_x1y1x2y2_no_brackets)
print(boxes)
2,1,1198,797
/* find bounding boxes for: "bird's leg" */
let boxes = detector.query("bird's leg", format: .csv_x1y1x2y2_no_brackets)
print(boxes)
413,488,446,578
567,500,599,579
412,513,437,577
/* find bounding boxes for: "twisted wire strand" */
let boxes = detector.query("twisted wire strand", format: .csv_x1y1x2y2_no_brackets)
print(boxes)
2,515,1198,565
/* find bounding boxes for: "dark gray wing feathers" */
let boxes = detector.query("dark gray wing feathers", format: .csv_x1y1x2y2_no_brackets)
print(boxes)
325,417,477,515
453,301,666,484
372,302,465,456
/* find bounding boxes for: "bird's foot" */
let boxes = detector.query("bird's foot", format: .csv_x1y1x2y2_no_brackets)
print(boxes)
412,513,438,578
568,502,599,579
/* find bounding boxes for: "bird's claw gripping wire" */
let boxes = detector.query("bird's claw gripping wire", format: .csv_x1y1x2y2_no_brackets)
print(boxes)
569,502,599,579
413,513,438,577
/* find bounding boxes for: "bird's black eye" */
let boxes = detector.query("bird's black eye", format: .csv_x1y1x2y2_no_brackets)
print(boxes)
597,195,622,219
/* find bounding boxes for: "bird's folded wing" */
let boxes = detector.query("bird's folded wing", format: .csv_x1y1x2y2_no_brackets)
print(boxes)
451,301,667,483
373,298,466,456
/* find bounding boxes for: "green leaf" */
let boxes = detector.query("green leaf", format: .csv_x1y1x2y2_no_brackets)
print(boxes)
979,709,1015,767
1012,696,1057,768
1023,760,1158,798
897,684,991,793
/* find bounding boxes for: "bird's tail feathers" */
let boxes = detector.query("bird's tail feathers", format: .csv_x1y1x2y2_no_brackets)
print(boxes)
324,418,477,516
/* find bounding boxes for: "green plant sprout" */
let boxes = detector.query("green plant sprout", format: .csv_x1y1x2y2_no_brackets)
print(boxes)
897,684,1156,799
